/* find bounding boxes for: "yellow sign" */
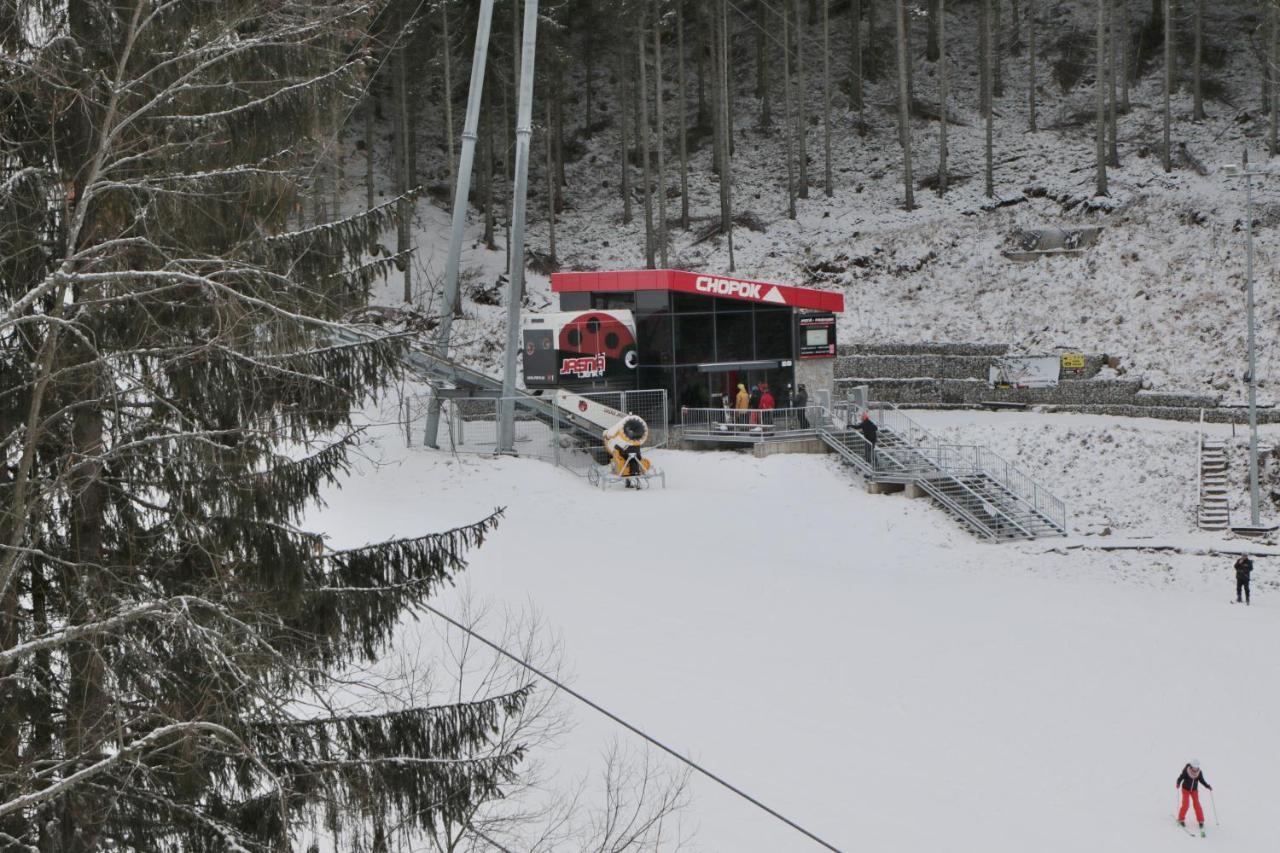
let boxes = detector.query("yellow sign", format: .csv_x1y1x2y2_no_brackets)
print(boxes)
1061,353,1086,370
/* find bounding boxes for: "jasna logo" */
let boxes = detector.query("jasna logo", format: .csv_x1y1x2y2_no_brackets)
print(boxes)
694,275,787,305
561,355,606,377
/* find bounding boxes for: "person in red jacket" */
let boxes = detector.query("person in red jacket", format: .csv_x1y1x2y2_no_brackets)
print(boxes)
1176,760,1212,834
759,384,775,426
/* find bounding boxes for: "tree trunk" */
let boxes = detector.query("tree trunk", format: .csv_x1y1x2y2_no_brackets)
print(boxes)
896,0,915,209
1097,0,1109,194
927,0,940,61
783,0,797,218
983,0,994,197
442,0,456,204
994,0,1004,97
1272,1,1279,157
638,24,655,268
1162,0,1171,172
62,360,109,850
619,47,632,224
1107,0,1119,166
903,0,914,100
795,0,809,198
1192,0,1203,120
719,0,735,269
554,59,566,192
979,0,991,115
850,0,864,112
696,16,708,125
1119,0,1130,111
397,39,412,302
866,0,879,79
365,94,376,214
938,0,948,196
1028,0,1037,130
483,94,497,248
823,0,833,196
1011,0,1021,47
677,0,690,228
654,0,669,267
331,96,342,221
756,0,773,127
546,100,556,266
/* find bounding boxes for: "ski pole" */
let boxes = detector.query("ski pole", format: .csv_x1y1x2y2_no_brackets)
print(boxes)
1210,789,1220,825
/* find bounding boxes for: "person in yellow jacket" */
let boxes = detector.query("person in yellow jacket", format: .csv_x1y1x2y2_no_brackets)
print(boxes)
734,383,750,423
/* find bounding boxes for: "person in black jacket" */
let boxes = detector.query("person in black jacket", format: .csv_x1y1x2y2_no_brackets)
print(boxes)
854,414,878,464
794,384,810,429
1176,760,1212,832
1235,555,1254,605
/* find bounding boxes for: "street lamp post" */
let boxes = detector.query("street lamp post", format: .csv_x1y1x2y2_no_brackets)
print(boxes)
1222,161,1270,527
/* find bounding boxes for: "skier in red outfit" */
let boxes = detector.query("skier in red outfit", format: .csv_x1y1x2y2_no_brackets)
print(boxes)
1176,760,1212,835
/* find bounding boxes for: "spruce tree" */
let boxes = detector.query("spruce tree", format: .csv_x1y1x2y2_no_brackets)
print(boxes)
0,2,526,849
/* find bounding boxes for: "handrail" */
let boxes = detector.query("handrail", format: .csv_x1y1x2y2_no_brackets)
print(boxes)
827,396,1067,535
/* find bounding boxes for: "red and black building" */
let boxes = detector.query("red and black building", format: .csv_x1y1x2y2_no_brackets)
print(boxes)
525,269,844,410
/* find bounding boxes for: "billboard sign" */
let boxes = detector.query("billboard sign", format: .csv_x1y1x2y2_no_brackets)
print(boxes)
795,312,837,359
523,310,638,387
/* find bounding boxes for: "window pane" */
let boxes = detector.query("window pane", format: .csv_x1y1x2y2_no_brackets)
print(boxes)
674,313,714,364
715,312,753,362
637,314,673,365
595,293,635,310
754,310,792,360
671,291,716,313
636,290,670,313
559,292,590,310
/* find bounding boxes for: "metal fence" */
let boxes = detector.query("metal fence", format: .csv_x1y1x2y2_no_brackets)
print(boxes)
680,406,823,441
427,389,668,479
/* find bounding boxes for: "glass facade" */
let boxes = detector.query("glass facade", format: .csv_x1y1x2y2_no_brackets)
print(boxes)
588,290,795,409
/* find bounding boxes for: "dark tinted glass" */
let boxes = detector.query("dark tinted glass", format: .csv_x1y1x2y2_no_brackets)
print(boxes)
715,311,753,361
636,290,670,313
595,293,635,310
674,313,714,363
637,314,673,365
638,366,671,394
559,292,590,310
671,292,716,313
754,309,792,360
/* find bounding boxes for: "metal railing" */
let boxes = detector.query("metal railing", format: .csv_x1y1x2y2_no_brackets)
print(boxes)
680,406,824,441
427,389,669,480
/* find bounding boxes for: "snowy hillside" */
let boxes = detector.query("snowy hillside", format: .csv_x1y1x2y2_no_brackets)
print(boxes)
308,402,1280,852
354,1,1280,399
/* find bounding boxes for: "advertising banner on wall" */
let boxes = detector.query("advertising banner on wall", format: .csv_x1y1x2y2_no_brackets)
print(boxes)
988,356,1061,389
795,312,838,359
522,311,638,388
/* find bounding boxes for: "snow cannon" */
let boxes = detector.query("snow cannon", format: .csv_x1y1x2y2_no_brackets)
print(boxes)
603,415,652,480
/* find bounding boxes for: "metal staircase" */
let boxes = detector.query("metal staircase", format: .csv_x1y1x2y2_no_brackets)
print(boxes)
817,402,1068,542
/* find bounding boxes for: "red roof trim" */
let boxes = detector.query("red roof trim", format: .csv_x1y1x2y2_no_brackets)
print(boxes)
551,269,844,312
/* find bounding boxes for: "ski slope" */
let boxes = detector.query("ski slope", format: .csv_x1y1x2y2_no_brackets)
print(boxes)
310,415,1280,852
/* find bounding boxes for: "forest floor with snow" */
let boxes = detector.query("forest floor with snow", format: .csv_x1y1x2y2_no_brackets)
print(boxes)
306,396,1280,852
353,2,1280,402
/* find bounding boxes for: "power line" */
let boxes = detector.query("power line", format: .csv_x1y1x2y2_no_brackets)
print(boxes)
417,600,845,853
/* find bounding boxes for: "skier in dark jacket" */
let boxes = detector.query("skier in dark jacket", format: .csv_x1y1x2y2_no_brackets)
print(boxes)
1235,555,1254,605
1176,760,1212,834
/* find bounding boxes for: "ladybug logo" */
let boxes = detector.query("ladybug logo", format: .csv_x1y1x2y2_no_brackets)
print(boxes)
559,312,638,372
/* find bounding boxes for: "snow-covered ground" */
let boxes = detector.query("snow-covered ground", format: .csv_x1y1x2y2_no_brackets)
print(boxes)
309,403,1280,852
908,408,1280,534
